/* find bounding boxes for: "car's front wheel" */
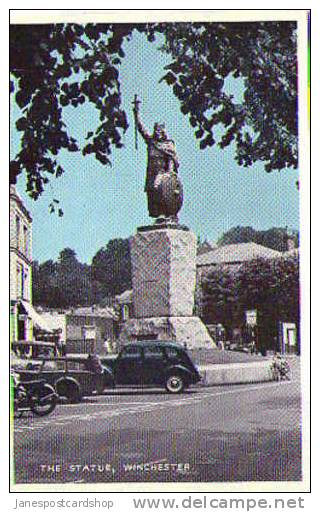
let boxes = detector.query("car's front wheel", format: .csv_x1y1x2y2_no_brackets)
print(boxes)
165,374,185,394
55,378,81,403
30,384,57,416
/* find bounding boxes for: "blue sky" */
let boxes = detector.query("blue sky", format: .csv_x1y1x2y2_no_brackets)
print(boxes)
12,31,299,264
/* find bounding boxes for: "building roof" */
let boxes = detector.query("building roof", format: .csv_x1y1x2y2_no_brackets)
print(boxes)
196,242,282,266
10,185,32,222
197,240,218,255
65,306,117,319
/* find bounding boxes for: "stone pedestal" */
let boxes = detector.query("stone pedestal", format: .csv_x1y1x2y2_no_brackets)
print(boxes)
131,226,197,318
119,316,213,349
124,225,213,348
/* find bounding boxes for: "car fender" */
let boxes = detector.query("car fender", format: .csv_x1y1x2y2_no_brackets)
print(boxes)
166,364,193,380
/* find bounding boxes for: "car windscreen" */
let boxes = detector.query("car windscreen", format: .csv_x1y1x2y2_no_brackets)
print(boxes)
121,346,142,359
143,346,164,359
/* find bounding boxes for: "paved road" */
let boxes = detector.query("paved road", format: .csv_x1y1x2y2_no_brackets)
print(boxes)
13,370,301,484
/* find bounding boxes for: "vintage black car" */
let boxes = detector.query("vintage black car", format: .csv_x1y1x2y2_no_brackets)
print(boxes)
12,355,106,403
101,341,201,393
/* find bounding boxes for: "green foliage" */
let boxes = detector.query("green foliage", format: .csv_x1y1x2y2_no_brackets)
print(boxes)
32,249,92,308
158,22,297,172
201,265,238,331
217,226,299,252
10,21,297,200
201,254,300,342
32,238,131,308
237,254,300,349
91,238,132,299
217,226,257,246
10,23,131,197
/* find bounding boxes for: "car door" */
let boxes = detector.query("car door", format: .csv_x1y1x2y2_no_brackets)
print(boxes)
141,345,166,385
67,360,96,396
114,345,143,386
39,359,65,388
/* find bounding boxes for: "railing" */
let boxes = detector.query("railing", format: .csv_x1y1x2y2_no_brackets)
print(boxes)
65,339,95,355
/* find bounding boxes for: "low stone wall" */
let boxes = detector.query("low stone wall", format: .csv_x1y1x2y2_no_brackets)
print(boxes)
199,360,274,386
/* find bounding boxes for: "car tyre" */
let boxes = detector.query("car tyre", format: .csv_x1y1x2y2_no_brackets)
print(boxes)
55,378,81,403
165,374,185,394
30,383,57,416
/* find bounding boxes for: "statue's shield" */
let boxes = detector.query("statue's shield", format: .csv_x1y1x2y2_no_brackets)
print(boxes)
155,172,183,217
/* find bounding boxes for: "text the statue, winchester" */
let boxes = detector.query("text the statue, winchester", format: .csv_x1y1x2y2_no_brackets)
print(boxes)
133,96,183,222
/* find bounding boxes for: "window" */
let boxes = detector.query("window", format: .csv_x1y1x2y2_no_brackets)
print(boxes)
15,216,20,247
42,360,59,371
122,304,129,321
23,225,28,255
121,345,142,359
165,347,179,360
67,361,88,371
23,269,28,299
82,325,96,340
143,346,164,359
17,263,24,299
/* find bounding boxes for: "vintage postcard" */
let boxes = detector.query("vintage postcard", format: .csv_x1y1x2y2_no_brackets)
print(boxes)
9,9,310,493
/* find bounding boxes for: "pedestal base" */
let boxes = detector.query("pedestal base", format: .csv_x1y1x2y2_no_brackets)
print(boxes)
119,316,215,349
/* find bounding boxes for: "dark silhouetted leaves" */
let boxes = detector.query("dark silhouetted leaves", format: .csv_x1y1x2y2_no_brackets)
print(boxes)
10,21,298,204
160,71,177,85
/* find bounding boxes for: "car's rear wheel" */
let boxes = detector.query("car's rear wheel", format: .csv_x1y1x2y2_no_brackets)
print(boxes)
165,374,185,394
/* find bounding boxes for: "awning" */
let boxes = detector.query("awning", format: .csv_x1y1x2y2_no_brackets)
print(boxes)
20,301,55,333
12,340,56,347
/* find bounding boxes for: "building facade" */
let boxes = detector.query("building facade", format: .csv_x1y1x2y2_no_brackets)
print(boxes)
10,186,59,357
38,306,119,355
64,306,118,355
10,185,33,344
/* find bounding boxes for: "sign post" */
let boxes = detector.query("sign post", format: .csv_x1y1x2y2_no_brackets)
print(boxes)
246,309,258,353
246,309,257,326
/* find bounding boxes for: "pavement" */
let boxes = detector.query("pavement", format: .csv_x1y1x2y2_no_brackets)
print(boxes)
12,359,302,486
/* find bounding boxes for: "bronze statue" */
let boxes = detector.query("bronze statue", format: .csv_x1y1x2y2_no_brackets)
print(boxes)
133,96,183,222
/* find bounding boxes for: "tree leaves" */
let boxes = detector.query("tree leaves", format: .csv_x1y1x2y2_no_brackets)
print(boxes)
158,21,297,171
49,198,64,216
10,22,130,198
160,71,177,86
32,238,132,307
91,238,132,297
32,248,93,307
202,253,299,343
10,21,298,203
